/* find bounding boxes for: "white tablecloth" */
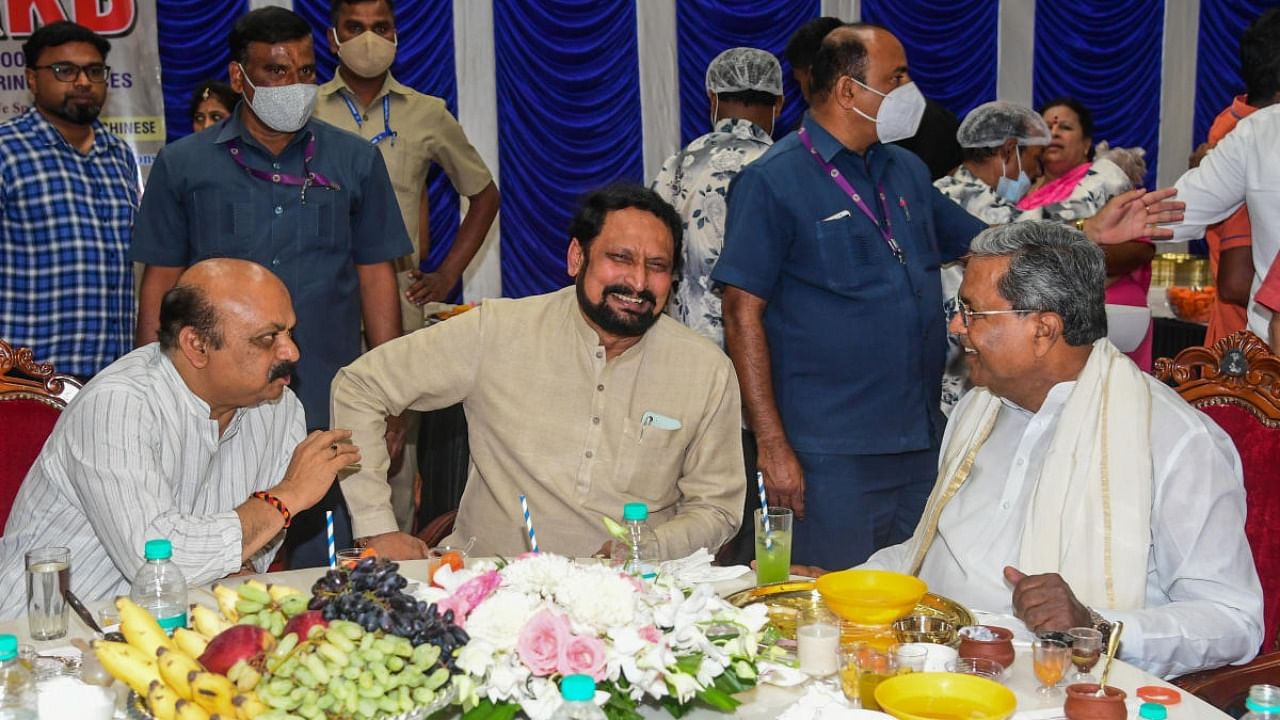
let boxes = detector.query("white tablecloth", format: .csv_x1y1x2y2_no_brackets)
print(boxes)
0,560,1228,719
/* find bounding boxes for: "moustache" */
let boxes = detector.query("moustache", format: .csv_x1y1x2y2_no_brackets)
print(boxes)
268,361,296,382
603,285,656,306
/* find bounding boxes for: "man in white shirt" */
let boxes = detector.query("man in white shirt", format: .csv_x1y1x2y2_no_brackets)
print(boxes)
0,259,358,618
857,221,1263,678
1171,104,1280,340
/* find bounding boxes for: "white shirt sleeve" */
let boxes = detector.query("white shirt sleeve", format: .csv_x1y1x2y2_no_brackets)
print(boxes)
1104,410,1263,678
1170,120,1253,242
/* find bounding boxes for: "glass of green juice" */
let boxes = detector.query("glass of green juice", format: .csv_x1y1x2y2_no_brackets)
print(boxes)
754,507,793,585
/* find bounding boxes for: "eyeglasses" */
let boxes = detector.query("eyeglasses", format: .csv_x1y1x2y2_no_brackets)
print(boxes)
32,62,110,83
952,296,1032,328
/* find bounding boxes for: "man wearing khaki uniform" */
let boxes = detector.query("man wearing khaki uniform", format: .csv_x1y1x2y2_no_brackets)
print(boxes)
316,0,499,547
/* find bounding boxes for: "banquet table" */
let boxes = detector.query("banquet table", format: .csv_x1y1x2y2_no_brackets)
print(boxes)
0,559,1230,720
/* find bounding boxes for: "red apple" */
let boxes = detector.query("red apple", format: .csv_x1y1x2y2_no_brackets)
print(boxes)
198,624,276,675
282,610,328,642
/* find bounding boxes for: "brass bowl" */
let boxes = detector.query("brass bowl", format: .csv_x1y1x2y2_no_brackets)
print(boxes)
893,614,958,646
726,580,973,649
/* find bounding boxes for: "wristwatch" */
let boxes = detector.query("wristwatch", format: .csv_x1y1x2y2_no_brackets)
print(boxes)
1087,606,1113,645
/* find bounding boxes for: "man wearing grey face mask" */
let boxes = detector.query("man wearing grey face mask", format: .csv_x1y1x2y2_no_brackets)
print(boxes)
130,6,411,569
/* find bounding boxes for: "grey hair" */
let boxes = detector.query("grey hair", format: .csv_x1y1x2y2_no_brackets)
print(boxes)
968,221,1107,346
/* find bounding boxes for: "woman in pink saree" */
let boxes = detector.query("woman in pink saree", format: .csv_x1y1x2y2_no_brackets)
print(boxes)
1017,98,1156,368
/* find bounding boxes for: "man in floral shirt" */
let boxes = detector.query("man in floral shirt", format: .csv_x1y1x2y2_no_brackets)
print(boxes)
651,47,782,349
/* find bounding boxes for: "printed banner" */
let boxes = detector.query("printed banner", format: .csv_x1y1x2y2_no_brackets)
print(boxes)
0,0,164,176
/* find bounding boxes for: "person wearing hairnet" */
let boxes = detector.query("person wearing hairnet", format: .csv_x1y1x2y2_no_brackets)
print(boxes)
935,101,1051,224
650,48,783,564
651,47,783,349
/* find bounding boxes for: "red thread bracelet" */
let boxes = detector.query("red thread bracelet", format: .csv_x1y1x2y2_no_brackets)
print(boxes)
252,491,292,528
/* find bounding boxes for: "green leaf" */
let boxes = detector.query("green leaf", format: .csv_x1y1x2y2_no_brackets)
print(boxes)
659,695,690,718
461,699,521,720
674,653,704,675
602,516,629,541
602,687,644,720
695,686,741,712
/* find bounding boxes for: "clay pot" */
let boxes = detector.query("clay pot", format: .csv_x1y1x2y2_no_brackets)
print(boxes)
1064,683,1127,720
957,625,1016,668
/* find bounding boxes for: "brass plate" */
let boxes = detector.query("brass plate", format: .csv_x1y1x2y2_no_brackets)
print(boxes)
726,580,974,646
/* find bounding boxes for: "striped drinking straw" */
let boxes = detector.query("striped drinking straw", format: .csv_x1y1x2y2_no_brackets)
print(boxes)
326,510,336,569
519,494,539,553
756,471,772,550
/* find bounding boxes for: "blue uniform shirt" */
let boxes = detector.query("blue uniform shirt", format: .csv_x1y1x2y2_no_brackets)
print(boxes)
712,115,984,456
130,110,411,427
0,110,139,377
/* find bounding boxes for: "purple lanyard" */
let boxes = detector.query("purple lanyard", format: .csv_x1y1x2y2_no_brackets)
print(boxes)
340,92,397,146
226,132,341,206
797,127,905,264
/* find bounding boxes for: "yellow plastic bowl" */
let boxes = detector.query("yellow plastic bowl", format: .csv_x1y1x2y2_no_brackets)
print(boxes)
816,569,927,625
875,672,1016,720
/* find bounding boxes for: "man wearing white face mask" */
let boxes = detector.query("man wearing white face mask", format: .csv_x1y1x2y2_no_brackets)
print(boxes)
713,24,989,569
131,6,411,568
317,0,498,325
314,0,499,552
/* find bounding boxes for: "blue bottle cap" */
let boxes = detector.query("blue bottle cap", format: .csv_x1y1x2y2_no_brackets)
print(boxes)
0,634,17,661
561,674,596,702
144,539,173,560
1138,703,1167,720
622,503,648,522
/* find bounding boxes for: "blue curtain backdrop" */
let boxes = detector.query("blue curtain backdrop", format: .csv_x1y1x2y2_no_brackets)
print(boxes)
1033,0,1164,189
1193,0,1280,147
861,0,997,120
675,0,817,148
156,0,248,144
495,0,644,298
294,0,463,297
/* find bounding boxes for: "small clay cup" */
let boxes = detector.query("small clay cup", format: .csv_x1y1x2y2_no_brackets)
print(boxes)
1064,683,1127,720
957,625,1015,668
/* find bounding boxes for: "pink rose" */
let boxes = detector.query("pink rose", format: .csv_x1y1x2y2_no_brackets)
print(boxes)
517,609,570,675
559,634,608,680
437,570,503,627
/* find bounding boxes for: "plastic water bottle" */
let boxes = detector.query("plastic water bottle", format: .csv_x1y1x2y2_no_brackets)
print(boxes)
0,634,36,719
610,503,660,579
130,538,189,634
550,674,606,719
1243,684,1280,719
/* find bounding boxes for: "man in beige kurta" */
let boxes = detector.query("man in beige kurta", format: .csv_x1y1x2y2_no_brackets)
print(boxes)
332,185,745,559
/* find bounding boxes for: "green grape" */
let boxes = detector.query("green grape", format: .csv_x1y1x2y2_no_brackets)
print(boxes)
302,654,331,684
370,662,390,686
412,687,436,706
294,665,317,688
386,655,405,672
424,667,450,691
325,631,355,655
357,697,378,719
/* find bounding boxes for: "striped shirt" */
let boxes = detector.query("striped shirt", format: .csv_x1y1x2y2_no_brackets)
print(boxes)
0,109,140,378
0,345,305,619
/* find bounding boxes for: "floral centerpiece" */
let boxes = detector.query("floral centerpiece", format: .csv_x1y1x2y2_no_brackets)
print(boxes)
417,553,772,720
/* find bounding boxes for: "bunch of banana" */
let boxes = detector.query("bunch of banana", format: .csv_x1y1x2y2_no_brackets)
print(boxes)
94,597,269,720
214,580,308,638
191,604,233,639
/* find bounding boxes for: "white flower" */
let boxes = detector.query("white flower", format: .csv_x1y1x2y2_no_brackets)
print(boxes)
464,589,540,651
501,553,574,597
520,676,563,720
553,565,637,630
669,671,701,703
455,639,497,677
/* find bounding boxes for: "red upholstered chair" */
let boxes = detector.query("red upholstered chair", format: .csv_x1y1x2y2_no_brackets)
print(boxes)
1154,330,1280,656
0,339,82,529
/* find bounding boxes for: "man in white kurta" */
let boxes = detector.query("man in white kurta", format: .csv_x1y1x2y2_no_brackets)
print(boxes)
0,260,357,619
1170,104,1280,340
862,222,1263,679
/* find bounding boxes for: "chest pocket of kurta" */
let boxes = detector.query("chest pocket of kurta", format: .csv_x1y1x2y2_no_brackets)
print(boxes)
616,416,681,506
191,190,257,259
813,216,896,301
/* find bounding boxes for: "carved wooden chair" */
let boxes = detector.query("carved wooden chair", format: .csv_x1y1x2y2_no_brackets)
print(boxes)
0,339,82,528
1154,330,1280,660
1173,651,1280,714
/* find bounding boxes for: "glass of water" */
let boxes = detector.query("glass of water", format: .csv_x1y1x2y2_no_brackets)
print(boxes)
25,547,70,640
